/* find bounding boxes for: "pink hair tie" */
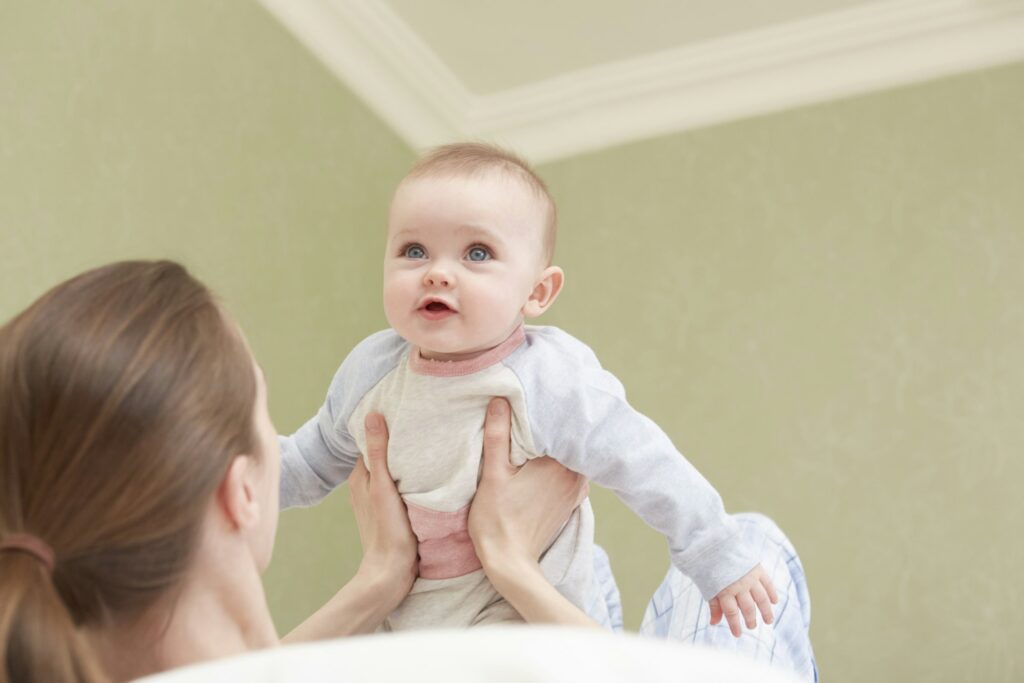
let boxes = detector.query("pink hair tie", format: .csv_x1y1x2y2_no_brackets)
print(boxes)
0,533,56,573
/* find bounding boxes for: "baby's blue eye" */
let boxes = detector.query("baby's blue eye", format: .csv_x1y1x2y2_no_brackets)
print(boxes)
466,246,491,262
403,244,426,259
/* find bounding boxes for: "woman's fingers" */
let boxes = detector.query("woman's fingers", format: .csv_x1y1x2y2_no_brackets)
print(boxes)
350,455,368,489
470,400,589,567
348,413,418,605
363,412,390,484
480,398,515,483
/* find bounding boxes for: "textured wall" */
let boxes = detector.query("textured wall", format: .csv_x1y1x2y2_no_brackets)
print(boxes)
538,61,1024,682
0,0,413,634
3,3,1023,681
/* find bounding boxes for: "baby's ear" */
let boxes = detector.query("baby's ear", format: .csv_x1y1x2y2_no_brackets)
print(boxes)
522,266,564,318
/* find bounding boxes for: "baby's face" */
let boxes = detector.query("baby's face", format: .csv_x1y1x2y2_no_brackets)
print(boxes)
383,173,549,360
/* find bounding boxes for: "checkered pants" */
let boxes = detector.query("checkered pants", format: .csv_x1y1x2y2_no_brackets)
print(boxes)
589,513,818,682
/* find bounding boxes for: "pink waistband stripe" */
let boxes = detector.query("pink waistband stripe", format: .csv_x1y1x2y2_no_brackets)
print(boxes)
405,501,482,580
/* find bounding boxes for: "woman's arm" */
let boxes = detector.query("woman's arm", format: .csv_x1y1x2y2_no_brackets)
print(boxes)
283,413,418,642
468,398,599,628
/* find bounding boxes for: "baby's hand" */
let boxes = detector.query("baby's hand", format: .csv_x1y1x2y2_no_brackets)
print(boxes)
709,564,778,637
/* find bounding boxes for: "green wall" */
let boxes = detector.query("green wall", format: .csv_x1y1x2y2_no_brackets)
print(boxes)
3,3,1023,681
539,61,1024,681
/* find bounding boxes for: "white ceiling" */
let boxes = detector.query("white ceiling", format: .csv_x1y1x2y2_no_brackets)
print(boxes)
260,0,1024,162
384,0,877,94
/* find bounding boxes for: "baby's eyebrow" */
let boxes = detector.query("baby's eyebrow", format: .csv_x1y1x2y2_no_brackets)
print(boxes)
453,223,503,243
389,228,419,242
389,224,505,245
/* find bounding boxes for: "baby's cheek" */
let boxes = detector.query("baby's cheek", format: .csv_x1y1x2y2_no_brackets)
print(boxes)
383,272,412,301
382,284,409,328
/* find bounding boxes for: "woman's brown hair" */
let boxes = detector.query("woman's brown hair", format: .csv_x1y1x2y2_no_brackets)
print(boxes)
0,260,258,682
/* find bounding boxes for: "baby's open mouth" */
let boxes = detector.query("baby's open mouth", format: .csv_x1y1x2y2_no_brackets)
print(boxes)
424,302,452,312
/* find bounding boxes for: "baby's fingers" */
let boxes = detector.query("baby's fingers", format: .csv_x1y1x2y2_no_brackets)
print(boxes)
761,573,779,605
752,583,774,625
709,597,723,626
718,593,742,637
737,591,758,631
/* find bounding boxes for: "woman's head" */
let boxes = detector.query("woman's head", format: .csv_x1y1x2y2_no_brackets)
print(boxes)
0,260,273,682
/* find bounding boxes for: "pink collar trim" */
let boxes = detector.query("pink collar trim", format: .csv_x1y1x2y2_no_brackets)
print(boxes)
409,326,526,377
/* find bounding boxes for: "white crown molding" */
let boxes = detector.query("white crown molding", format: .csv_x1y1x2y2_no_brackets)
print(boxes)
259,0,470,146
260,0,1024,164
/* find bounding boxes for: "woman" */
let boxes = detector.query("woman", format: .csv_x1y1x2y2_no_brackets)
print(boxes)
0,260,592,682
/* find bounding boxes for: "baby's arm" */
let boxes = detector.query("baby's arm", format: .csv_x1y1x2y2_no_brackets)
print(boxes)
537,367,778,632
279,329,408,509
511,328,761,608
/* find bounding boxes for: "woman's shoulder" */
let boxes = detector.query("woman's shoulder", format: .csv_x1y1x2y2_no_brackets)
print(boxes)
134,626,803,683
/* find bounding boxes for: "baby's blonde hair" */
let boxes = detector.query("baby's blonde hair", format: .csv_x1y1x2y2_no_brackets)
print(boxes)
403,142,558,266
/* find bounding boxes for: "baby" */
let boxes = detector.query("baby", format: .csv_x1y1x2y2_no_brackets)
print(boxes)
280,143,774,631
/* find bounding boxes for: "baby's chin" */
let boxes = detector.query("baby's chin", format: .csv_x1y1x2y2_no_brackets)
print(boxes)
394,318,521,360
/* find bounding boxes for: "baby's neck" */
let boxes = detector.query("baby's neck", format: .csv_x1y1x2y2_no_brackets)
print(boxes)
417,323,524,363
418,346,491,362
413,325,527,376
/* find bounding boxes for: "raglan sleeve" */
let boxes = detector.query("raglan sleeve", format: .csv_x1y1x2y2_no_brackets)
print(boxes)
510,328,758,600
278,330,407,509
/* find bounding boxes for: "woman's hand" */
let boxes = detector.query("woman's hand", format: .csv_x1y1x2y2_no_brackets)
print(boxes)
468,398,597,627
468,398,588,567
284,413,418,642
348,413,418,597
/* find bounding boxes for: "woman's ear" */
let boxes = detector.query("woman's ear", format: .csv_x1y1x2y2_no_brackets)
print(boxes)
522,266,565,319
217,455,260,531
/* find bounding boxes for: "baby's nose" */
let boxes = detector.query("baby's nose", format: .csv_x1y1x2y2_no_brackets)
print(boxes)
424,267,453,288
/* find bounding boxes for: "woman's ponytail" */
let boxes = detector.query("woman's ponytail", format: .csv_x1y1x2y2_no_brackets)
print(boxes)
0,551,107,683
